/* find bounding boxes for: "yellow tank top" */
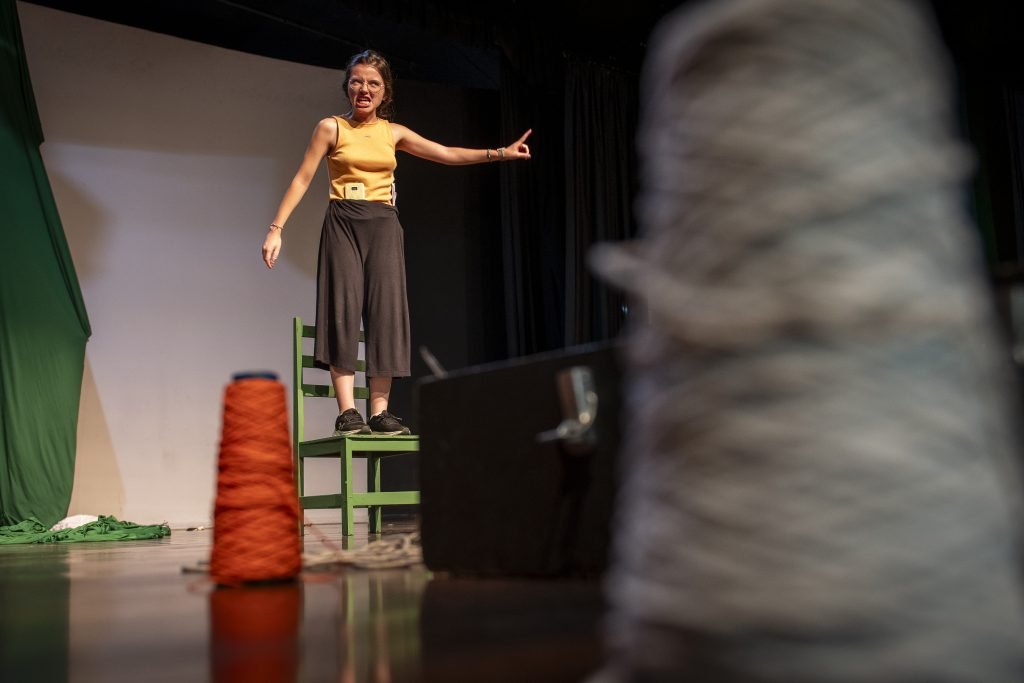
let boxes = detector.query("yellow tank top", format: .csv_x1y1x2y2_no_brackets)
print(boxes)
327,116,397,203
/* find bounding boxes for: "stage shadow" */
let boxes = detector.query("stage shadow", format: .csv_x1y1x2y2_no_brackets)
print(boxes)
67,356,125,518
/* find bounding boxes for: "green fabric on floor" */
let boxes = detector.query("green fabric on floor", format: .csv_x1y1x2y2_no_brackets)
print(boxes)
0,516,170,544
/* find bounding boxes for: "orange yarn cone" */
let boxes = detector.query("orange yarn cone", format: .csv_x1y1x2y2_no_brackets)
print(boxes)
210,372,301,585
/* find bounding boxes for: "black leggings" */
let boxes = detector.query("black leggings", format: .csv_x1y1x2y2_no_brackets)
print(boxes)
314,199,410,377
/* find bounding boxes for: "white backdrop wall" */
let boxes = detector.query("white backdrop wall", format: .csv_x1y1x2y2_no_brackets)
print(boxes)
18,2,444,526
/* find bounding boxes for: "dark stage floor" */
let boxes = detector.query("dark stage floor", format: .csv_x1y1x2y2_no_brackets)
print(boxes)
0,522,605,683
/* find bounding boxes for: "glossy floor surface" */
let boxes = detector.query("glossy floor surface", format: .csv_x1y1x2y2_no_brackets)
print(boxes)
0,523,605,683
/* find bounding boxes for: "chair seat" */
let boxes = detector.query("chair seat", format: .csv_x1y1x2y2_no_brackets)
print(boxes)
299,434,419,457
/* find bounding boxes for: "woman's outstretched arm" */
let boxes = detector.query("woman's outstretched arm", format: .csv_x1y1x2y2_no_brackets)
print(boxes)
392,125,532,165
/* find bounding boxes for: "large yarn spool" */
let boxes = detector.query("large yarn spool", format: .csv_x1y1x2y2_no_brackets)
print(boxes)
210,373,301,585
591,1,1024,681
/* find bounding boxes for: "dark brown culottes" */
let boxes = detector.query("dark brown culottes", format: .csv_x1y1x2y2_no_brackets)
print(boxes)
314,199,410,377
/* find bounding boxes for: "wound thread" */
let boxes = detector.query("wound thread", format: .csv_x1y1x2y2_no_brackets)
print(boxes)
210,375,301,585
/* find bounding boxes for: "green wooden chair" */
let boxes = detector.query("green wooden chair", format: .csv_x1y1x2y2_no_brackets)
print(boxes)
292,316,419,535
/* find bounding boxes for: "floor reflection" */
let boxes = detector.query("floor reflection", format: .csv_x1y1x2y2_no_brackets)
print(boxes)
210,582,302,683
335,571,429,683
0,527,602,682
0,545,71,683
206,568,430,683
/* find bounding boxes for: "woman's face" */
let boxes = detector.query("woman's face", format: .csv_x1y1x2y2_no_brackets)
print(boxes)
347,64,386,118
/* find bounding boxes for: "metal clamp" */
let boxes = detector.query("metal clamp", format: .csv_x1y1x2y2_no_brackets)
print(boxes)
536,366,598,454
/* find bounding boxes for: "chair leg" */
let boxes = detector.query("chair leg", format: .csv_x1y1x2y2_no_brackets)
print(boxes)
368,454,382,535
341,441,355,536
295,454,306,537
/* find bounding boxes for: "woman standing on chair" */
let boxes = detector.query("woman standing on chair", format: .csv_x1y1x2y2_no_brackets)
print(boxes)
262,50,531,436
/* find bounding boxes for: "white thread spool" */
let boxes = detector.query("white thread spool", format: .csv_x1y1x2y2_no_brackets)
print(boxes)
591,1,1024,681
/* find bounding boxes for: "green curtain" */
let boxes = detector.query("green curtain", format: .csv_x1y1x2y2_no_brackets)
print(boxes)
0,0,91,527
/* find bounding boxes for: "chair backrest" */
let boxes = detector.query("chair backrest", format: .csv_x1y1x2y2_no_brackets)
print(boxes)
292,316,366,449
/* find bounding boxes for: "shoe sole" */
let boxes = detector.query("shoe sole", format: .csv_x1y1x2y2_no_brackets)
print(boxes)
370,429,411,436
334,428,371,436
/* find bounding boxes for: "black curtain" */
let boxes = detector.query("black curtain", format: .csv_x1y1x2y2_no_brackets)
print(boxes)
1002,89,1024,265
498,53,640,355
933,0,1024,273
564,57,638,346
498,43,568,357
957,77,1024,271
